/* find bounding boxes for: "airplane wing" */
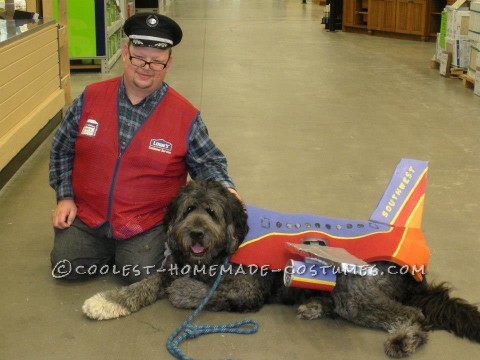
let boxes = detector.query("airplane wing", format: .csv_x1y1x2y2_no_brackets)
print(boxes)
285,241,376,275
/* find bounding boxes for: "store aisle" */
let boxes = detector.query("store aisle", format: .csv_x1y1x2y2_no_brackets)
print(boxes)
1,1,479,359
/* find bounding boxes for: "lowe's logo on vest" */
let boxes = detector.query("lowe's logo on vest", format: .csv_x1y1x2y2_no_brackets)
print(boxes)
80,119,99,137
149,139,172,154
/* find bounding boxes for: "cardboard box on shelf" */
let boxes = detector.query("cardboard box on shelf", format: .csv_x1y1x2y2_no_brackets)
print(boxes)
446,5,470,39
468,42,480,78
445,36,471,68
474,66,480,96
469,2,480,42
436,33,446,61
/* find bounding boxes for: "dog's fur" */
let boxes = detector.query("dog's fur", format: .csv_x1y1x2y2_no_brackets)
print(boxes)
83,180,480,357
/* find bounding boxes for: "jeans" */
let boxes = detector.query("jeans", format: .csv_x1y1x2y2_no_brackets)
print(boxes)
50,217,167,283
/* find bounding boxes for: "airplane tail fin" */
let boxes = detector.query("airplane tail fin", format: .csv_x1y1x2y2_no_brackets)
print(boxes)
369,159,428,229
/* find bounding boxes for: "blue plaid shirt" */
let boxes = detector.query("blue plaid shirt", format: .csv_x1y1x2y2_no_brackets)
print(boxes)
49,79,235,201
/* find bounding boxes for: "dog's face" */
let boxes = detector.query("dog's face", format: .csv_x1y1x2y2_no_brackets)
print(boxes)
163,180,249,266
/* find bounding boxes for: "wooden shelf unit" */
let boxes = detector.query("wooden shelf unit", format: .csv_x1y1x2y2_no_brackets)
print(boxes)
428,0,448,38
343,0,448,40
344,0,370,28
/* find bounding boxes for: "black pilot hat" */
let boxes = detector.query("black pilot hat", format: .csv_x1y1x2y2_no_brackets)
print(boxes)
124,13,182,49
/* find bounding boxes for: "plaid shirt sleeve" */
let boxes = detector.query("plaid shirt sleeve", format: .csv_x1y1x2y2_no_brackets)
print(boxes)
186,114,236,190
49,93,84,201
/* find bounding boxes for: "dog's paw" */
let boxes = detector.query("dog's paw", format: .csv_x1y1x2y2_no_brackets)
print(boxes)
167,277,209,309
82,293,131,320
297,300,325,320
384,323,428,358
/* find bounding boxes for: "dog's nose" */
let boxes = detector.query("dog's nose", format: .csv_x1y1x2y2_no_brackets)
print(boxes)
190,230,204,241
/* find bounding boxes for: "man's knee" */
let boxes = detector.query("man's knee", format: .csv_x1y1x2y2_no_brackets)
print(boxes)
50,253,87,280
50,226,113,280
50,239,77,279
50,254,114,280
114,225,166,283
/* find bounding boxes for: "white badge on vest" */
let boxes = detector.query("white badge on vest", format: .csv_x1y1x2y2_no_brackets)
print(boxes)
81,119,99,137
149,139,172,154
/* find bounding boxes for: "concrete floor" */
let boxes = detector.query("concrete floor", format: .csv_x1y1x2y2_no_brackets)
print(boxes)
1,0,480,359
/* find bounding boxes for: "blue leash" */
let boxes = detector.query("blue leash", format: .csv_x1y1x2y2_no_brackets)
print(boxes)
166,256,259,360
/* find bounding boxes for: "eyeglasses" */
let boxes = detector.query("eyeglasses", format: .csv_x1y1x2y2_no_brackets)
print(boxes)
128,47,169,71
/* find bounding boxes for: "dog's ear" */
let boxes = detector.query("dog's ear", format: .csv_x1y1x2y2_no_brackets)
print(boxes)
162,197,177,232
225,192,249,255
162,187,186,251
162,204,177,252
163,182,192,229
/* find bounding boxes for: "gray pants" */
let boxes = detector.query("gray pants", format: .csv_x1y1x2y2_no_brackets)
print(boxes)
50,217,166,284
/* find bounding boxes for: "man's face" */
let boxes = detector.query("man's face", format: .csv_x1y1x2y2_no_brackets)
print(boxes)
122,44,172,94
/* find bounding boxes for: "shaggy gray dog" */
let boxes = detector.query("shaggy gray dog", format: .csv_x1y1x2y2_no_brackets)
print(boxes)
83,180,480,358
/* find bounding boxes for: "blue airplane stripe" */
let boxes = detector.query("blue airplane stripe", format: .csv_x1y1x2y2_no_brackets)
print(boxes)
244,205,391,242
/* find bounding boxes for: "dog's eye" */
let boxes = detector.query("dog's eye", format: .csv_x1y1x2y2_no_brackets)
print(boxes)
186,206,195,214
205,207,216,218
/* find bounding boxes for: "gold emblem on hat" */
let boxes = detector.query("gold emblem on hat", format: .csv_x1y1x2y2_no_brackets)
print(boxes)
146,15,158,27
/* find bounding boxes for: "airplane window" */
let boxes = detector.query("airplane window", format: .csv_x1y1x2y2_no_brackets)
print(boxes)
315,223,321,228
347,224,353,229
276,222,282,228
336,225,342,230
325,224,331,230
295,223,301,229
261,218,270,228
305,223,311,228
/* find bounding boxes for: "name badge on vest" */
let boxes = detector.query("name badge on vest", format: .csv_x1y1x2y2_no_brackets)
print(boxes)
149,139,172,154
81,119,99,137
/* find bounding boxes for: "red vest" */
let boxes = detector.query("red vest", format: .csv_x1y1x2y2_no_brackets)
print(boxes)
72,77,197,239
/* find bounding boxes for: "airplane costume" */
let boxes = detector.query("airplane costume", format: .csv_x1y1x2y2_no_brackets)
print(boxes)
229,159,430,291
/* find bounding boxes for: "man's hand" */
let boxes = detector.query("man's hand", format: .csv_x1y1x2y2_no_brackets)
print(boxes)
52,198,77,229
227,188,242,201
228,188,247,213
228,188,243,202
